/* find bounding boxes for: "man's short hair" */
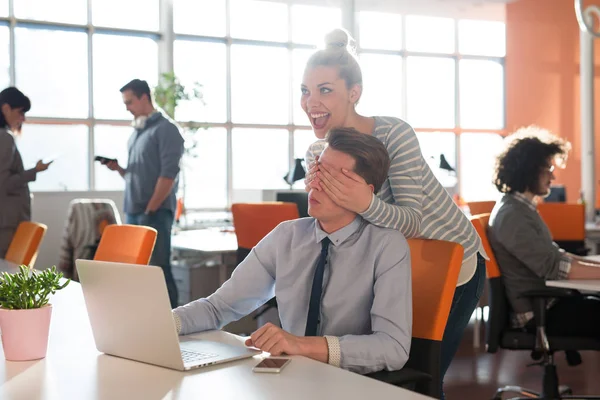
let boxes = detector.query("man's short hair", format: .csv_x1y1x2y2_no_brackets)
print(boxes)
326,127,390,194
493,125,570,194
120,79,151,101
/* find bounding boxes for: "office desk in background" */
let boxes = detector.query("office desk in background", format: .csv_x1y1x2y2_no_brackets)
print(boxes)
170,228,237,305
0,259,18,272
0,268,432,400
546,254,600,292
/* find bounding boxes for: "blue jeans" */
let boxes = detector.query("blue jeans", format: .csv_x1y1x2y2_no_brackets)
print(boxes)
126,209,178,308
440,253,486,399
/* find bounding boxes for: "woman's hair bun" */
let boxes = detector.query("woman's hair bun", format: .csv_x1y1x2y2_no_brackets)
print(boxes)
324,28,356,53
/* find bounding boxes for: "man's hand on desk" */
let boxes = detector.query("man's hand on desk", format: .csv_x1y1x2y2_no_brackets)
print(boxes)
245,323,328,363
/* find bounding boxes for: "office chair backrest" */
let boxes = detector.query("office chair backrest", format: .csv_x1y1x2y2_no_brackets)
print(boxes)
405,238,463,398
536,203,585,241
5,221,48,267
231,202,300,263
469,213,509,353
469,213,500,279
467,200,496,217
93,224,157,265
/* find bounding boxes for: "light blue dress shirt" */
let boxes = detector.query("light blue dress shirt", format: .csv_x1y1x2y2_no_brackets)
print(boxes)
173,216,412,374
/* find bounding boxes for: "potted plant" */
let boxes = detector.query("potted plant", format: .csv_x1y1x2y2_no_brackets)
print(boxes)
0,265,70,361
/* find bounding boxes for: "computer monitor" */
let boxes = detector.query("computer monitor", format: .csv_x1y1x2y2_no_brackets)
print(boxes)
545,185,566,203
276,191,309,218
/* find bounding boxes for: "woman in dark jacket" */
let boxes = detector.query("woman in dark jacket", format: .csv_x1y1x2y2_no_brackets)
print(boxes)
0,87,51,257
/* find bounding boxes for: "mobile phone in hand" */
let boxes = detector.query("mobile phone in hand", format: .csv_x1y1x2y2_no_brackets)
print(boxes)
252,358,291,373
94,156,117,164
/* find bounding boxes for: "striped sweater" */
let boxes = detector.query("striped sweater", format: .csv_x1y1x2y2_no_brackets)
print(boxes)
306,116,483,286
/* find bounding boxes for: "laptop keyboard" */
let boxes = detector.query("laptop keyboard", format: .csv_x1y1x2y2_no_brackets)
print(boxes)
181,349,218,363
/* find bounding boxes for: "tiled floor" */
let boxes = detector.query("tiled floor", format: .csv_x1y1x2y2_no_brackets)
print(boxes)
444,320,600,400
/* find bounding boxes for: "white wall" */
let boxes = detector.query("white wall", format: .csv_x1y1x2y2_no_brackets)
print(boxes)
31,191,125,269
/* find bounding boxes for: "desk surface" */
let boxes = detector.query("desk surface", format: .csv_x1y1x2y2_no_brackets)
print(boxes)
0,259,18,272
171,228,237,254
546,279,600,292
0,265,430,400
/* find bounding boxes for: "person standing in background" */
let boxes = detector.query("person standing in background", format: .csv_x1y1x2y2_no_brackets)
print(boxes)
101,79,184,308
0,87,51,258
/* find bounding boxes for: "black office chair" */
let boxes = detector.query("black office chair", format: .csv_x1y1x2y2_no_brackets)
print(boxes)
486,275,600,400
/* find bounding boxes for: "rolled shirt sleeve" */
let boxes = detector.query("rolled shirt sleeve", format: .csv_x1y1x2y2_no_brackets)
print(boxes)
157,123,184,179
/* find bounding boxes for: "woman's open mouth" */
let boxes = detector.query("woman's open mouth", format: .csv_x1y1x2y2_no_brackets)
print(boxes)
310,112,330,130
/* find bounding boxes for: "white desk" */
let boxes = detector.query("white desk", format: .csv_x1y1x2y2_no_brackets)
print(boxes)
546,255,600,291
171,228,237,254
0,280,431,400
546,280,600,292
0,259,18,273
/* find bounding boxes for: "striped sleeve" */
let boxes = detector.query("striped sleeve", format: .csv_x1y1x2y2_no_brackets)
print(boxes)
305,139,327,168
359,122,424,238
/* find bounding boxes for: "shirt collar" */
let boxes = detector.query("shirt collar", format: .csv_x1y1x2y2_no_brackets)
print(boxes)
510,192,537,211
314,216,363,246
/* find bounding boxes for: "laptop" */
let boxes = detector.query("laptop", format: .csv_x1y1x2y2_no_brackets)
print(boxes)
76,259,260,371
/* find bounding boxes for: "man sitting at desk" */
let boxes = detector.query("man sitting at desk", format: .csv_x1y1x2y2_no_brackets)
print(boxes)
488,126,600,338
173,127,411,374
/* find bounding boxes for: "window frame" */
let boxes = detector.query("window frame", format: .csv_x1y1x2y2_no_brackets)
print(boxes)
0,0,507,209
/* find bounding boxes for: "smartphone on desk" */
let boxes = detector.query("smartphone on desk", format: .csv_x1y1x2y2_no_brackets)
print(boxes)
252,358,291,373
94,155,117,164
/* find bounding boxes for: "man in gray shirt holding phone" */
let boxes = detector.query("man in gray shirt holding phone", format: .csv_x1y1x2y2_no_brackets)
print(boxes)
101,79,184,308
173,127,412,374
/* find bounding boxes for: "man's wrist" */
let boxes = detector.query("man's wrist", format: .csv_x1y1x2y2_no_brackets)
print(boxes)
298,336,329,363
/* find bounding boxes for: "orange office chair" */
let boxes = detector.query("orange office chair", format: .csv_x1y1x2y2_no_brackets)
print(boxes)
466,200,496,216
5,221,48,267
471,213,600,400
93,224,157,265
368,238,464,398
231,202,300,263
231,202,300,321
537,203,588,255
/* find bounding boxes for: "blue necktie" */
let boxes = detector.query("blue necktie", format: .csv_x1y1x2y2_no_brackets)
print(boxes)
305,237,331,336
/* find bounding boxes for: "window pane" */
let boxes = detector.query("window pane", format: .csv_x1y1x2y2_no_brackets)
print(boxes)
174,0,226,36
292,130,314,190
0,25,9,90
459,20,506,57
292,48,314,125
358,11,402,50
294,129,317,160
230,0,288,42
358,53,402,118
460,59,504,130
232,129,289,190
291,4,341,45
15,0,87,24
174,41,226,123
0,0,7,17
15,28,88,118
93,125,131,191
183,128,227,209
459,133,504,201
18,124,89,191
93,34,158,120
231,45,288,124
416,132,457,188
407,57,455,129
92,0,159,31
406,16,455,54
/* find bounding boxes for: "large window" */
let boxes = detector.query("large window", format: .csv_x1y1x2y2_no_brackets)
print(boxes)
358,10,506,201
1,0,505,209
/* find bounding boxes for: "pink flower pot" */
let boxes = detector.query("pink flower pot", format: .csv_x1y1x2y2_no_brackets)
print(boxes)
0,305,52,361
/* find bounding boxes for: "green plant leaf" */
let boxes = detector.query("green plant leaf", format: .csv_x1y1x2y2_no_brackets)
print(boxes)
0,265,71,310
